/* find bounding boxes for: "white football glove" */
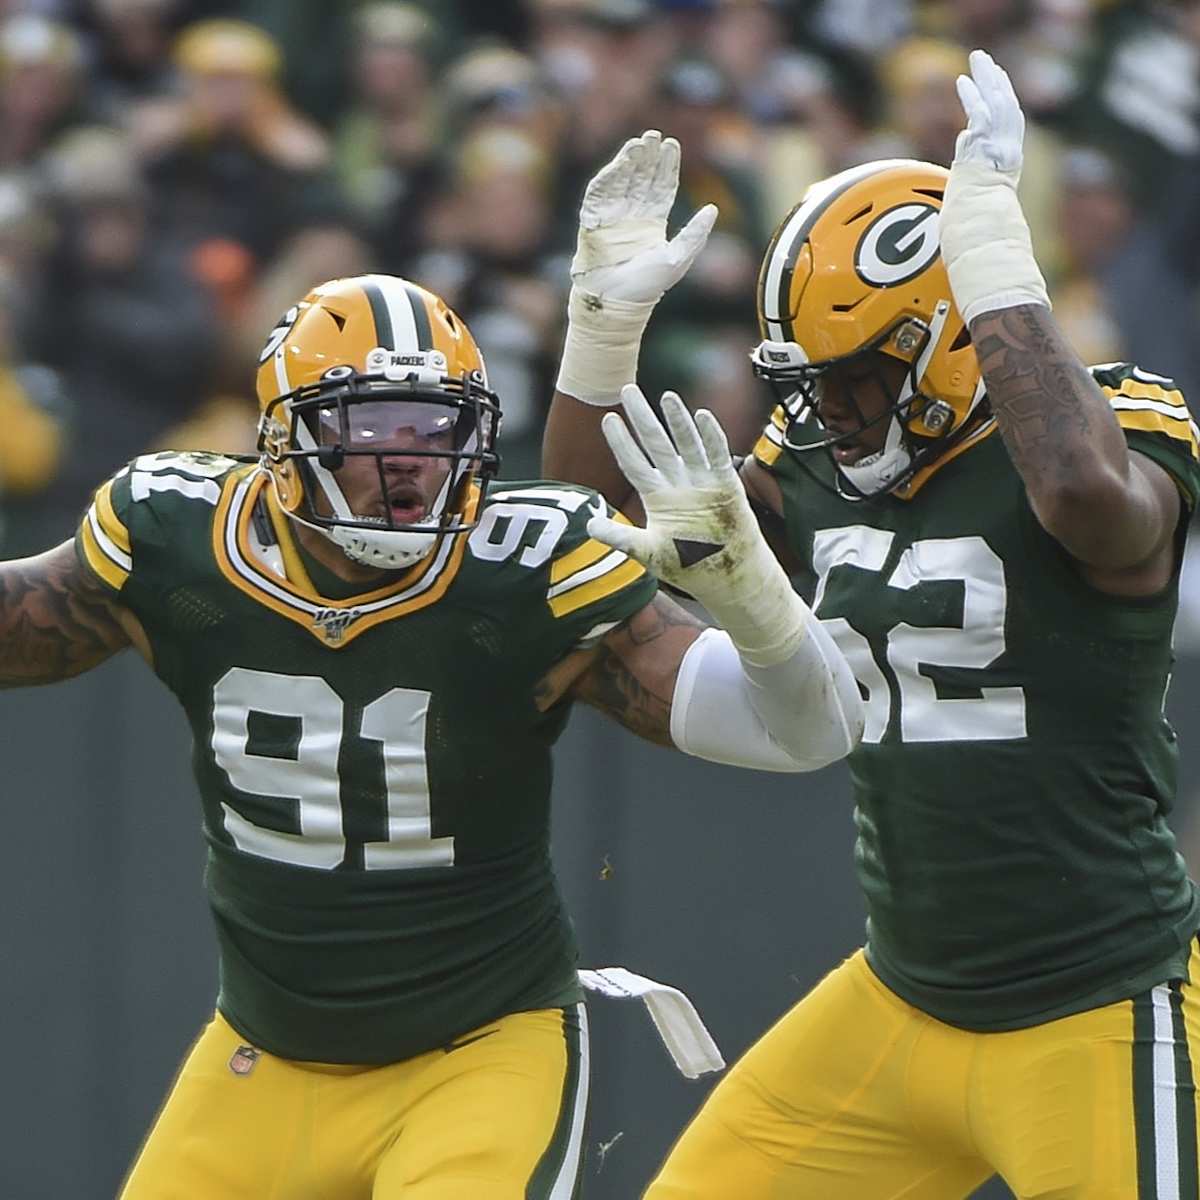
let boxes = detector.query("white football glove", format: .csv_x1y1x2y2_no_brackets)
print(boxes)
557,131,718,406
587,384,805,668
940,49,1049,325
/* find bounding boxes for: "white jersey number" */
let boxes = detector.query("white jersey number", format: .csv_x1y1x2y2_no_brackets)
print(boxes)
812,529,1027,744
211,668,452,870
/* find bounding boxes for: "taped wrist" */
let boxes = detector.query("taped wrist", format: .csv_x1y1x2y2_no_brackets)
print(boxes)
555,286,655,407
681,513,809,669
940,160,1050,325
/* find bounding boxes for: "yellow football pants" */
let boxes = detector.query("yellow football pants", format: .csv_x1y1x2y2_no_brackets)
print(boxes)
648,946,1200,1199
120,1004,588,1199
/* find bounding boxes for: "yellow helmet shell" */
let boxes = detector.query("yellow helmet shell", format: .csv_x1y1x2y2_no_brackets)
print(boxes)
758,159,980,441
255,274,494,536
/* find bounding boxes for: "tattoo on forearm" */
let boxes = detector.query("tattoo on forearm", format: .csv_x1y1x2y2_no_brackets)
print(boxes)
576,593,704,746
0,542,129,687
970,305,1106,487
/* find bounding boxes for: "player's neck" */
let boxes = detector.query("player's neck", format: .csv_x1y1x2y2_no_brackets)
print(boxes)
291,521,393,592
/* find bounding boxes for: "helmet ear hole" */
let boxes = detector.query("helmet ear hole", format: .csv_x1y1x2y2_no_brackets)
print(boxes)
950,323,972,352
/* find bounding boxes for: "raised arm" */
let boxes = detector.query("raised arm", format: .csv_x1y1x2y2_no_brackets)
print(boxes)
543,389,639,520
542,130,717,521
968,306,1178,575
940,51,1180,587
0,540,135,687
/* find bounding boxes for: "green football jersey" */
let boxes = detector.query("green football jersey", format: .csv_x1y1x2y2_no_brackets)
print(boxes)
753,363,1200,1030
77,454,656,1063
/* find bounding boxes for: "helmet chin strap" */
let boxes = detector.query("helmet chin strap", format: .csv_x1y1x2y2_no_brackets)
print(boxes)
329,524,439,570
330,465,460,571
838,430,912,495
264,469,441,570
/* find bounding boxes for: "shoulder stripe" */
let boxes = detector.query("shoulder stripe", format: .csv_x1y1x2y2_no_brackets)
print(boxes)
550,537,613,585
1114,408,1200,459
549,557,645,618
94,480,130,554
754,429,785,468
79,516,130,591
86,502,132,572
1102,379,1187,408
1108,395,1194,422
548,549,630,599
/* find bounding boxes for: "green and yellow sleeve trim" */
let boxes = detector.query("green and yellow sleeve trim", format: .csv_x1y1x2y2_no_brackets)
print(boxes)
78,479,132,591
1104,378,1200,461
547,516,646,619
752,405,788,470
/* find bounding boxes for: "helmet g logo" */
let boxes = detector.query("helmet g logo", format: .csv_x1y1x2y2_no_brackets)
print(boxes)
854,204,940,288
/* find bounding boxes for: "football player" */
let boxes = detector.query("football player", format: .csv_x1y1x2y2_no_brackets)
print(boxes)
0,273,863,1198
545,52,1200,1198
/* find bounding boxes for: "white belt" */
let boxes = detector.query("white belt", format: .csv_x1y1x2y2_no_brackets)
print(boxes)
578,966,725,1079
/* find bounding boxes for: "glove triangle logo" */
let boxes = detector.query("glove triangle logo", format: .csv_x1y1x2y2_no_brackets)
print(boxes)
673,537,723,567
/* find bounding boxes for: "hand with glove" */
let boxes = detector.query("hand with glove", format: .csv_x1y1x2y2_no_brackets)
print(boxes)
588,384,806,668
940,49,1050,325
556,131,719,407
588,384,865,767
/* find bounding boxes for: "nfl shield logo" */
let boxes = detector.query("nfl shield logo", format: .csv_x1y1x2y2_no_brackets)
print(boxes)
228,1045,260,1077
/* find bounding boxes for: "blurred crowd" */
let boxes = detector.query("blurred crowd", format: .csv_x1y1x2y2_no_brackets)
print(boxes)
0,0,1199,560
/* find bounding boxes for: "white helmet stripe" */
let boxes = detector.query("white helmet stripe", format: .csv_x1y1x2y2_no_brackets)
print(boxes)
364,274,421,352
273,333,291,398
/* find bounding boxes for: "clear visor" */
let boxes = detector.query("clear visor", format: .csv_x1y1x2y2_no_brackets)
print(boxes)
315,399,459,454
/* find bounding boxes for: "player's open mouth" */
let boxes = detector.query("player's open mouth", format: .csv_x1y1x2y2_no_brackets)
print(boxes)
832,439,867,465
384,488,426,523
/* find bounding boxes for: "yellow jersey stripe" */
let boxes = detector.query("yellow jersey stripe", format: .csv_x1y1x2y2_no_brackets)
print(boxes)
94,480,131,554
1102,380,1186,407
549,558,646,618
1114,408,1200,459
550,537,612,584
770,405,787,431
753,431,784,468
79,519,130,591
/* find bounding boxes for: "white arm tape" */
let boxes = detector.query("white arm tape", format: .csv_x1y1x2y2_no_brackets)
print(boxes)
939,160,1050,325
555,286,656,407
670,626,864,773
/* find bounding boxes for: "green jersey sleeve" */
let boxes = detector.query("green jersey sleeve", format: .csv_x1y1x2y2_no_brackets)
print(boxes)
485,480,657,650
546,499,656,645
75,451,242,597
76,465,136,595
1090,362,1200,510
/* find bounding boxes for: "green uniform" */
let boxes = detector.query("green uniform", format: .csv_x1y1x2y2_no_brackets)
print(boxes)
753,362,1200,1031
77,454,655,1063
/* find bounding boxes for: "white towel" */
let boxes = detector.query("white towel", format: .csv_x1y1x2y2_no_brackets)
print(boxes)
578,966,725,1079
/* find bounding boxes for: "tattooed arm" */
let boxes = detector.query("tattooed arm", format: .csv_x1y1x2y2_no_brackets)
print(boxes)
534,592,704,745
971,306,1180,589
0,540,138,688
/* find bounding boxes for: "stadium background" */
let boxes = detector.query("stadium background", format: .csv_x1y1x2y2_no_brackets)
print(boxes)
2,1,1200,1196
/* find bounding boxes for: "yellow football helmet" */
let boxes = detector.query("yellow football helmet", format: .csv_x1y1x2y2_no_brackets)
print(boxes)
256,274,500,569
752,159,986,499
